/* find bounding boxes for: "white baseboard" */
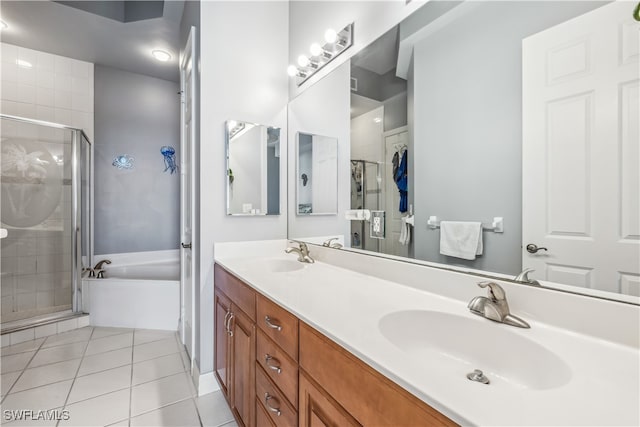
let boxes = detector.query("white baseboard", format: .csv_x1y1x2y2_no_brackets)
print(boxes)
192,363,220,396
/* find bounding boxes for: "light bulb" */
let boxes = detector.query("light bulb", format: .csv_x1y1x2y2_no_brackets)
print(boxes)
287,65,298,77
324,28,338,44
297,55,310,67
309,43,322,57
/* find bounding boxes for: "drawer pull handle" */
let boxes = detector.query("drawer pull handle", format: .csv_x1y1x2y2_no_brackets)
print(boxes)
264,354,282,374
264,316,282,331
227,313,234,337
224,311,231,334
264,393,281,416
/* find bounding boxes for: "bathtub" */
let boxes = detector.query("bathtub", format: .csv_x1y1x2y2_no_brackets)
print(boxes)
82,250,180,331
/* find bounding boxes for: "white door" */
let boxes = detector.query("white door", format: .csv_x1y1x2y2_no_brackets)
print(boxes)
180,27,197,361
523,2,639,296
311,135,338,213
381,127,409,258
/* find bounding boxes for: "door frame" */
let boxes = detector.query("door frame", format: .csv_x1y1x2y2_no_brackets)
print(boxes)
179,26,197,365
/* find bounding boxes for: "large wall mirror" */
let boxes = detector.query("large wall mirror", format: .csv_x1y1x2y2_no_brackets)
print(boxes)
287,1,640,303
296,132,339,215
226,120,280,215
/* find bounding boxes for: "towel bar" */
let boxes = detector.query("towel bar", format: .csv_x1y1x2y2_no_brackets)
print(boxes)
427,216,503,233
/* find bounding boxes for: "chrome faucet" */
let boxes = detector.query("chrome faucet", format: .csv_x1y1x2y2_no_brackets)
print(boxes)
285,241,315,263
468,281,530,328
90,259,112,279
322,237,343,249
514,268,541,287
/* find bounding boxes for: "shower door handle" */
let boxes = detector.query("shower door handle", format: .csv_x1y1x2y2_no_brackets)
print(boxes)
181,242,192,249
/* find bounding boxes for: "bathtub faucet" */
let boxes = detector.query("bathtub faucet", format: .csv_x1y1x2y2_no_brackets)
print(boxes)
90,259,112,279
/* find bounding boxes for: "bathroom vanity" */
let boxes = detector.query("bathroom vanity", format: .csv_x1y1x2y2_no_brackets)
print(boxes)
214,240,639,427
214,263,453,426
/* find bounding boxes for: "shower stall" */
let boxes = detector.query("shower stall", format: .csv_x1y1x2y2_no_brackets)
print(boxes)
350,159,381,252
1,114,91,332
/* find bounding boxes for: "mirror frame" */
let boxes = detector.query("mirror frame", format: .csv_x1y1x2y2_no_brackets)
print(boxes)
225,119,281,216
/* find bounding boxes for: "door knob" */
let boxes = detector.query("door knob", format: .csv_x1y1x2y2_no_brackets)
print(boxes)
181,242,192,249
526,244,548,254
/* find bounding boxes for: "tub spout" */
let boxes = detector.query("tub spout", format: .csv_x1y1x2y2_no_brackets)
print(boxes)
94,259,112,270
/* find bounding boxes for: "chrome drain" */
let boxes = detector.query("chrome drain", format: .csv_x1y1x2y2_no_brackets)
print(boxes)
467,369,490,384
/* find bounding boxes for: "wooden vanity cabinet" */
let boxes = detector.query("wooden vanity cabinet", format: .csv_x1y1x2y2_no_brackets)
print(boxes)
255,294,300,426
299,323,456,427
214,263,456,427
214,264,257,427
214,291,232,395
299,371,361,427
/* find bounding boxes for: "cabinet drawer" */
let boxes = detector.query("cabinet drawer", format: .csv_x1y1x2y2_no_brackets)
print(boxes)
256,396,277,427
257,294,298,361
256,364,297,427
299,322,456,426
257,329,298,408
215,264,256,321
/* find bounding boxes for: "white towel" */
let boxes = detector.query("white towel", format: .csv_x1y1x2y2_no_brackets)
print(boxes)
439,221,483,260
399,216,411,246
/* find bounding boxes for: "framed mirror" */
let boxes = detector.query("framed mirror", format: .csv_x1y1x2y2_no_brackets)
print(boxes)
287,1,640,303
226,120,280,216
296,132,338,215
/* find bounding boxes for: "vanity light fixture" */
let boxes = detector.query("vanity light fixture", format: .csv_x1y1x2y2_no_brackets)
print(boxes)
324,28,338,44
151,49,171,62
310,42,333,60
227,120,246,140
297,55,318,69
16,59,32,69
287,22,354,86
287,65,307,78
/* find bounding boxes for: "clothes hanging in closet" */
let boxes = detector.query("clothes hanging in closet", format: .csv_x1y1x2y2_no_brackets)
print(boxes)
394,148,408,213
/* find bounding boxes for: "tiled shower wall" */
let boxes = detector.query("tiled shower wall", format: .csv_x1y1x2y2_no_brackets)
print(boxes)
0,43,94,140
0,43,94,323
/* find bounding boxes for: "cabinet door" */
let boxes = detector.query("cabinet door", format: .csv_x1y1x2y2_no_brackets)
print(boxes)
215,290,232,396
299,372,361,427
230,305,256,427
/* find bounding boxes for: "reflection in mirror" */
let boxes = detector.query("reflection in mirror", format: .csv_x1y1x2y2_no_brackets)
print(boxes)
290,1,640,303
226,120,280,215
296,132,338,215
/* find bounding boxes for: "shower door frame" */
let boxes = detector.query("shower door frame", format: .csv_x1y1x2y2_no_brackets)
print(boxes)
1,114,92,318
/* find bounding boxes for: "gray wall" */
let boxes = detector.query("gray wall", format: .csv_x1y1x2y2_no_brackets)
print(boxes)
411,1,605,275
94,65,180,255
267,146,280,215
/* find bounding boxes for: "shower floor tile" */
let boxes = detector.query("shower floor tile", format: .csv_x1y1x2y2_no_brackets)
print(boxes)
0,327,233,426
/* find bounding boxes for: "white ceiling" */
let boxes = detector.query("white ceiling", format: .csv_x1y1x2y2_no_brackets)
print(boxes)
0,0,183,82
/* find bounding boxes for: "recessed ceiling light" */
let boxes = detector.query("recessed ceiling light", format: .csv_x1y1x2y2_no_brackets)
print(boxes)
16,59,32,69
152,49,171,62
0,20,8,30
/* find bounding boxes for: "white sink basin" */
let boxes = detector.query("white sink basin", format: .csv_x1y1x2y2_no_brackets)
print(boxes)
258,258,306,273
379,310,572,390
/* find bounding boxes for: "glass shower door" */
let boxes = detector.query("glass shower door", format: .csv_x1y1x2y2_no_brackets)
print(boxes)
1,117,82,324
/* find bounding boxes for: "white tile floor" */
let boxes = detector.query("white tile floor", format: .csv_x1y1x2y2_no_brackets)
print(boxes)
1,327,236,427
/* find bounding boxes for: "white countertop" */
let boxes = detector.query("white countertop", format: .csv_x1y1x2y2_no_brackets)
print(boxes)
214,241,640,426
